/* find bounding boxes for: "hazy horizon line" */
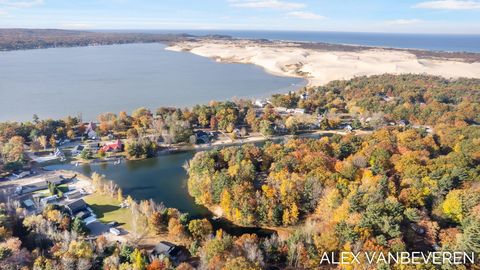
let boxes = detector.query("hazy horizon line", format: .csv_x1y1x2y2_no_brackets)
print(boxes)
2,27,480,36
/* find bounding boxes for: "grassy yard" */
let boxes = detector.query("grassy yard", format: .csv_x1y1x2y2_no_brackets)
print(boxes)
84,193,133,231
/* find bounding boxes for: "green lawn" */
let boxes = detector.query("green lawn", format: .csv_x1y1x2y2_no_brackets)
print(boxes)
84,193,133,231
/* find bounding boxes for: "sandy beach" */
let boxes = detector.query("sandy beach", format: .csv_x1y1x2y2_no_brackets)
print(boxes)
166,39,480,86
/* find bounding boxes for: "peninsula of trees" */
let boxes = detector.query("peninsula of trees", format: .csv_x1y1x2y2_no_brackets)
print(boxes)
0,29,192,51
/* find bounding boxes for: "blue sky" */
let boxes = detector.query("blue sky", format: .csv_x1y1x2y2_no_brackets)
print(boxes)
0,0,479,33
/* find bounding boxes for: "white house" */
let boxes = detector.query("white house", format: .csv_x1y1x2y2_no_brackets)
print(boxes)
293,108,306,114
254,99,268,108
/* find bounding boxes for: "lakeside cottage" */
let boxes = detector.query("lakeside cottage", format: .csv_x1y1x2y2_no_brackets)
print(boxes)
100,139,123,152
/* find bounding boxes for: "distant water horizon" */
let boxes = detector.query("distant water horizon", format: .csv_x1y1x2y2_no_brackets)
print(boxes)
108,30,480,53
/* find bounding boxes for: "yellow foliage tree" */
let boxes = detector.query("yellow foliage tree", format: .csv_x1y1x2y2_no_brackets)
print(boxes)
442,190,464,223
220,190,232,219
290,203,299,224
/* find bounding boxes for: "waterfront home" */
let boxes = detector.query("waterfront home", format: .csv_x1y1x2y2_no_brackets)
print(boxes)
85,122,98,139
151,241,190,265
194,130,211,144
86,142,101,152
65,199,90,219
100,139,123,152
54,148,66,161
71,144,84,156
64,189,83,200
45,175,63,185
40,195,58,206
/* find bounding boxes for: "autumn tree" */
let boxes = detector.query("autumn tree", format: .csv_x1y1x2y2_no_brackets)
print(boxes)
188,219,213,241
149,211,166,235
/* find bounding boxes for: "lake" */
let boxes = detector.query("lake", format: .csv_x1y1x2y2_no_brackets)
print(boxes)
46,151,206,216
46,149,280,236
44,136,322,217
0,43,304,122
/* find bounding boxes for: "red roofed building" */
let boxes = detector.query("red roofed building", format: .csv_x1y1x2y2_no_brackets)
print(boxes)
100,140,123,153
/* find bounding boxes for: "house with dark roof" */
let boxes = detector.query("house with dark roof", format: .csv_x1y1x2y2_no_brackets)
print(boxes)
65,189,82,200
194,131,211,144
151,241,190,265
85,122,98,139
65,199,90,219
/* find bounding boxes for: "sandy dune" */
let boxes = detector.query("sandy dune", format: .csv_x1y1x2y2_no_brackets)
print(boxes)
166,39,480,86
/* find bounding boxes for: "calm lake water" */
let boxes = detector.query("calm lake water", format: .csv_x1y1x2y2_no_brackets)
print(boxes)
0,43,304,122
46,151,206,216
46,149,278,235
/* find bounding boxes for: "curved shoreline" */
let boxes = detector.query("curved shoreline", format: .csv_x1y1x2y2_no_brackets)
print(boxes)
166,39,480,86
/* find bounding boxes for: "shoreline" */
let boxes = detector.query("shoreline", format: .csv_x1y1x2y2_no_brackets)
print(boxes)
166,38,480,86
63,129,373,167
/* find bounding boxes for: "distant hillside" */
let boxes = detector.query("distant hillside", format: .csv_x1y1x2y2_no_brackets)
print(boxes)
0,29,192,51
